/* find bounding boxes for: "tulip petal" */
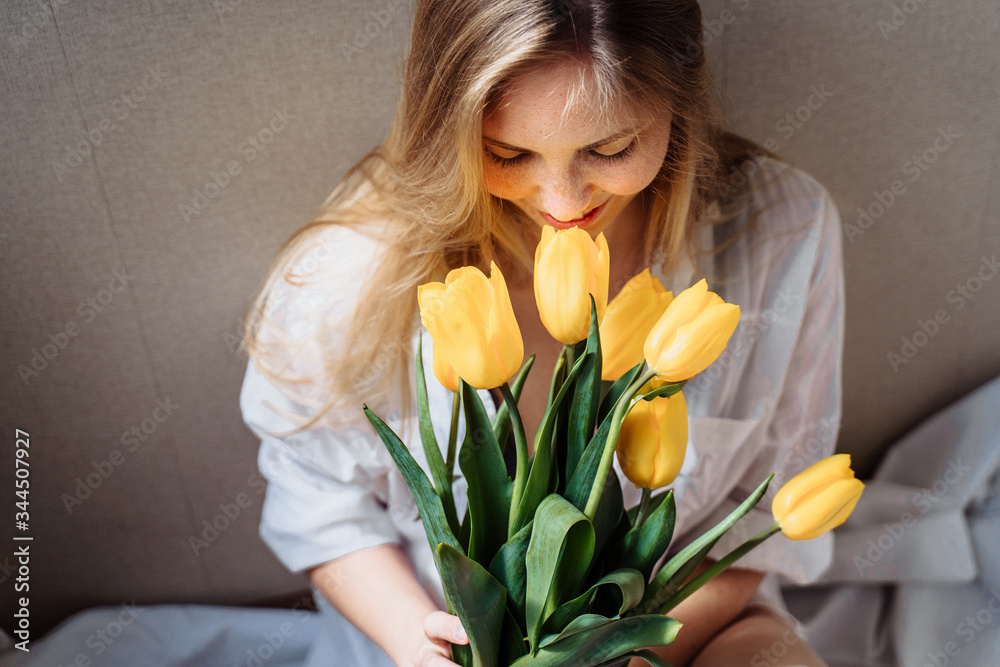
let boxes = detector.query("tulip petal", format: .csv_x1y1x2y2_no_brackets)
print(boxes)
445,267,493,329
417,281,446,309
431,337,460,391
539,232,591,343
649,391,688,489
425,302,491,388
593,232,611,322
616,400,659,488
488,261,524,381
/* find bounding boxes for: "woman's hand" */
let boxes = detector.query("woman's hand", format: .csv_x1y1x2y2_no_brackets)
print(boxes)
409,610,468,667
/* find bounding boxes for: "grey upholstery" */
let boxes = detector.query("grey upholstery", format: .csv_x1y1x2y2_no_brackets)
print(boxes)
0,0,997,638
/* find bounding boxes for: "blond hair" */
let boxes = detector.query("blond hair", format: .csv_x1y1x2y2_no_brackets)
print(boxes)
245,0,773,428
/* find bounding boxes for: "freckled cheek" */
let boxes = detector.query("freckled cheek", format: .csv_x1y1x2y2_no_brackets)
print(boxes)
484,163,533,201
597,160,664,196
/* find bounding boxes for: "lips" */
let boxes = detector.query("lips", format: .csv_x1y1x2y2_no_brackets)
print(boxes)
540,201,607,229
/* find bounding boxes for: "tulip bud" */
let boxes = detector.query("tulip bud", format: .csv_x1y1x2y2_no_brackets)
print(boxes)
533,226,610,344
599,269,674,381
615,390,688,490
771,454,865,541
418,262,524,390
643,279,740,382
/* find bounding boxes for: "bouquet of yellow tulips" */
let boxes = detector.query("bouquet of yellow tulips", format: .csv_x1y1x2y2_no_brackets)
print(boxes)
363,227,864,667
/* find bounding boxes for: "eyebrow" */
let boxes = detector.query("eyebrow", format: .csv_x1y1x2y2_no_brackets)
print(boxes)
483,130,634,153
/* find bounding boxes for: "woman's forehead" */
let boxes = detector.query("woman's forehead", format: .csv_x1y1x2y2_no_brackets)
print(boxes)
484,60,642,149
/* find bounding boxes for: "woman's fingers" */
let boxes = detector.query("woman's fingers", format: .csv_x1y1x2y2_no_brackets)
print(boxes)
410,611,468,667
423,610,468,645
409,610,468,667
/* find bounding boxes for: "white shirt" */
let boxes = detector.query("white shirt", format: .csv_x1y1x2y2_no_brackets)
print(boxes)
239,155,845,611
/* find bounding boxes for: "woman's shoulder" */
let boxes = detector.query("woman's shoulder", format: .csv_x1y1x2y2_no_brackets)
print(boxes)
705,155,842,283
247,221,393,400
262,222,389,332
727,155,837,234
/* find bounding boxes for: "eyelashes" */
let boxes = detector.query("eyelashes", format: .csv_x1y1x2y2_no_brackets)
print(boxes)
592,138,637,164
485,151,527,168
485,139,636,168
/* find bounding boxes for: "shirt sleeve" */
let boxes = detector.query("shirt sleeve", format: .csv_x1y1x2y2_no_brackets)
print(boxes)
668,158,846,584
238,223,405,573
240,360,403,573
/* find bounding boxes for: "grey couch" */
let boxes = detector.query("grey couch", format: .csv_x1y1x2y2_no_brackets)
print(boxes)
1,0,998,642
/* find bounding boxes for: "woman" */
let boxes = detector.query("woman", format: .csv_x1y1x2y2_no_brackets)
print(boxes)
240,1,842,665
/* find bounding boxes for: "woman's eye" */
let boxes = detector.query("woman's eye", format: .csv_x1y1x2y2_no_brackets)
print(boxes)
486,150,527,167
485,144,528,167
590,139,636,164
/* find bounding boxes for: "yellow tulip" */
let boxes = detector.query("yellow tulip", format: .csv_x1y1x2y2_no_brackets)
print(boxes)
418,262,524,390
615,391,688,490
599,269,674,381
771,454,865,541
643,279,740,382
533,225,610,344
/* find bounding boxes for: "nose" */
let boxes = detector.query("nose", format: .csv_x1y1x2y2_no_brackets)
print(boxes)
537,168,592,222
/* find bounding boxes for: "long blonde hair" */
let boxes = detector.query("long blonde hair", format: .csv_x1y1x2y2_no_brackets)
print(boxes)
245,0,772,428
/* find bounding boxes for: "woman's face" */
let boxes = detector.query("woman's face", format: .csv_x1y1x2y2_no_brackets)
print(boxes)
483,59,672,240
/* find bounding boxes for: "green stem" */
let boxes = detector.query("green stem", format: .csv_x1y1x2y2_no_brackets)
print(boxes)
538,352,567,454
563,343,576,379
634,487,653,530
501,381,529,537
583,367,657,520
446,389,460,476
658,522,782,615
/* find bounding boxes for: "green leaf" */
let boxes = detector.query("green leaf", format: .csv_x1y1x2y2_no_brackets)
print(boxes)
566,298,603,482
502,381,531,540
363,406,460,554
542,567,645,637
525,494,596,652
545,351,568,416
498,605,530,664
593,649,674,667
493,355,535,452
659,522,781,615
509,357,587,535
436,543,508,667
459,503,472,552
511,614,681,666
538,613,613,648
604,490,676,583
597,361,644,425
640,380,686,401
452,642,472,667
589,467,625,565
415,335,461,539
459,381,513,565
562,414,613,511
488,519,533,623
639,474,774,614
